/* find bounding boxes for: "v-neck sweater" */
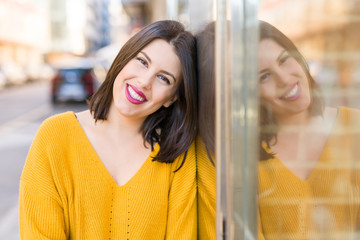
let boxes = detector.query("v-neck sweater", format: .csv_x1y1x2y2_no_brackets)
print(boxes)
258,107,360,240
19,111,197,239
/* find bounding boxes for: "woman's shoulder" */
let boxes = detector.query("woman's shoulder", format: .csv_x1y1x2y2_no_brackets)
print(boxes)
196,136,215,169
170,140,197,172
335,106,360,125
326,106,360,137
42,111,76,126
36,111,78,138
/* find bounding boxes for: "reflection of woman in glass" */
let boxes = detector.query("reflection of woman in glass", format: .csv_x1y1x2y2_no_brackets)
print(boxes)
195,22,216,240
19,20,198,239
258,21,360,239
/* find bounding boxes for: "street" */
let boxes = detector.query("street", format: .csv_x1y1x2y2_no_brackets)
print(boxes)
0,81,88,239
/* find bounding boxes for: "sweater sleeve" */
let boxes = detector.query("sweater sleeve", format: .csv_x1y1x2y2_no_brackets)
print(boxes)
165,142,197,240
196,138,216,240
19,118,68,240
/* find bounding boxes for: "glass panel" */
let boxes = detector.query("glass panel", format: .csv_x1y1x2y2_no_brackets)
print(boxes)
212,0,259,239
258,0,360,239
229,1,259,239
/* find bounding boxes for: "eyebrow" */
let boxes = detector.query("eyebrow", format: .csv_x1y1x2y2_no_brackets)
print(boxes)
258,49,287,75
139,51,177,83
277,49,287,62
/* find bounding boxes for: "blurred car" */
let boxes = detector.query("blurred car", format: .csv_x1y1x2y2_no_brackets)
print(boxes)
51,66,98,104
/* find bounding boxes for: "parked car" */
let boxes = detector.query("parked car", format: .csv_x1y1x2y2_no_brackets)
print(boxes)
51,66,98,104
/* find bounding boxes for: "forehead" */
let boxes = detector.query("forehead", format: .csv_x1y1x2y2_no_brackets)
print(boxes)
140,39,181,75
258,39,284,60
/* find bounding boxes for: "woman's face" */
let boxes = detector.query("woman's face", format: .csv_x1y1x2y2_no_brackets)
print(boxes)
257,39,311,120
111,39,182,122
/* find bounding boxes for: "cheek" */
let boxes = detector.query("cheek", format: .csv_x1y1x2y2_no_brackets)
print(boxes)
259,86,272,100
112,75,121,92
161,80,179,96
162,89,177,102
112,73,126,98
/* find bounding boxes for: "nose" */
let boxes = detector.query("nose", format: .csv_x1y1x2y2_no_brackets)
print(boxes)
273,68,289,87
137,72,153,90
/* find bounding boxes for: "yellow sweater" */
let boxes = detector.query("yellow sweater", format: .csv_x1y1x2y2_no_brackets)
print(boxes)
196,137,216,240
19,111,197,240
258,107,360,240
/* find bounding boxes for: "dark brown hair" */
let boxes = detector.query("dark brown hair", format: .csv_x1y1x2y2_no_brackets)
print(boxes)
259,21,324,160
88,20,198,163
195,22,216,164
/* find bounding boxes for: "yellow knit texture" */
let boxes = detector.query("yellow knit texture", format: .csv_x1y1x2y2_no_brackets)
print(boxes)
258,107,360,240
196,137,216,240
19,112,197,239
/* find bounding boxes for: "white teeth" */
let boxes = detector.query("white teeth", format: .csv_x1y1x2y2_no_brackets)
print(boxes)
284,84,298,99
128,85,145,101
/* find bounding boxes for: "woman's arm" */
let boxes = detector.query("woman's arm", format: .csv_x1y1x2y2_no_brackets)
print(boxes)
19,183,67,239
196,137,216,240
165,143,197,240
19,120,68,239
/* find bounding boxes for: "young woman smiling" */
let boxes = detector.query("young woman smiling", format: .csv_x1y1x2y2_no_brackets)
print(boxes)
19,20,198,239
258,21,360,239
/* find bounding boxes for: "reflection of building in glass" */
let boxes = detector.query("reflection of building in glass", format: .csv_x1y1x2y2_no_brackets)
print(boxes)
259,0,360,88
121,0,189,32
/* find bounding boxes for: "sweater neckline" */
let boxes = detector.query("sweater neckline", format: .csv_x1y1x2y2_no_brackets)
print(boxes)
68,111,160,188
263,107,342,183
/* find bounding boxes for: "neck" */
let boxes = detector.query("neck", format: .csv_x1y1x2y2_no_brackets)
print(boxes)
275,110,331,140
100,105,145,142
275,110,312,128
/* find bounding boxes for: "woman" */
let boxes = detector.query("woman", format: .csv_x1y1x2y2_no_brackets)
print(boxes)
19,20,198,239
195,22,216,240
258,21,360,239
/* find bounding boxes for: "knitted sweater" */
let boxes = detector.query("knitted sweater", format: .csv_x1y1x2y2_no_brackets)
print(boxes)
19,112,197,240
196,137,216,240
258,107,360,240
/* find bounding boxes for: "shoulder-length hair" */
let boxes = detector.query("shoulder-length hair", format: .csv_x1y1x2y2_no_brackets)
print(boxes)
259,20,324,160
88,20,198,163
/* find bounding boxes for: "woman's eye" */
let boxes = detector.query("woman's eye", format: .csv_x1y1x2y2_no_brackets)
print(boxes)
259,73,270,82
158,75,170,84
279,55,291,65
136,57,148,67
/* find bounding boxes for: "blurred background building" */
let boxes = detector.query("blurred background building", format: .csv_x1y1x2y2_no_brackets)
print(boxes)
0,0,50,85
2,0,358,89
0,0,191,87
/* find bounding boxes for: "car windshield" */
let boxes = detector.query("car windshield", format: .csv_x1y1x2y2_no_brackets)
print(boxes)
60,69,87,83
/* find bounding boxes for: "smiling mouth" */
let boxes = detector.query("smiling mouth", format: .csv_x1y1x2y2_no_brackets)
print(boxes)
128,85,145,101
282,83,299,100
126,84,147,104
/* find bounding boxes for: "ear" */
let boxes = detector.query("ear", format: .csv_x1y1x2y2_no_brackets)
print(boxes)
163,95,178,108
